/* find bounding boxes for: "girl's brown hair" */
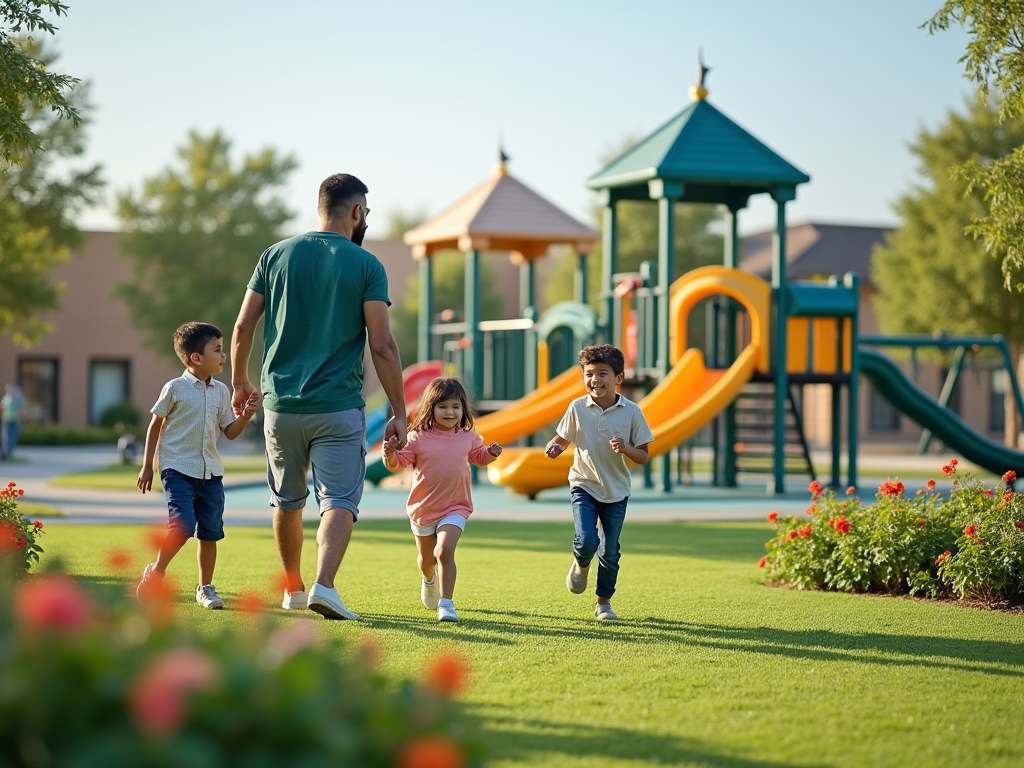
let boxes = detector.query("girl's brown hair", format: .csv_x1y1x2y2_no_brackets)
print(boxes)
408,375,474,432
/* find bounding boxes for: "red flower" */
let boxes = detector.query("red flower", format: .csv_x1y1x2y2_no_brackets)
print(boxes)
757,556,768,568
935,550,951,565
786,530,798,541
128,649,219,735
975,537,984,545
15,576,93,634
918,518,927,529
834,517,850,535
805,504,816,516
1004,470,1017,483
397,735,466,768
1005,491,1015,505
916,489,924,496
32,519,43,530
237,591,265,614
146,526,167,551
808,480,823,497
878,479,905,497
942,458,958,476
1015,520,1024,529
767,511,779,522
424,650,470,697
926,479,936,492
846,486,856,496
985,488,994,497
964,525,978,537
105,548,132,570
798,524,812,537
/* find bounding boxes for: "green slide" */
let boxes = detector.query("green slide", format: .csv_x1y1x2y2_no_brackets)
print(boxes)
860,349,1024,475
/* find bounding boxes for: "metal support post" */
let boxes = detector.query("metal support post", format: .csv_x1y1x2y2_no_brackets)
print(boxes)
574,252,588,304
601,200,617,341
771,195,791,494
464,249,482,400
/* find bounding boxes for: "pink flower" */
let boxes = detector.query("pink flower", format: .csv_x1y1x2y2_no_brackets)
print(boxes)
15,576,93,634
128,649,219,735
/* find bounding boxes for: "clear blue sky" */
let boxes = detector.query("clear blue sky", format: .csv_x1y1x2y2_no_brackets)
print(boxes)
53,0,971,236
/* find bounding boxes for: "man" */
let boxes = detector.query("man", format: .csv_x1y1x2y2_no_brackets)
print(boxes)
231,173,407,620
1,383,27,460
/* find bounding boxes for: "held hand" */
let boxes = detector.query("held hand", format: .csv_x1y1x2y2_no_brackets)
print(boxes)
545,441,566,459
487,441,502,457
610,437,628,455
241,391,261,418
384,415,408,449
232,381,259,417
137,466,154,494
383,435,400,459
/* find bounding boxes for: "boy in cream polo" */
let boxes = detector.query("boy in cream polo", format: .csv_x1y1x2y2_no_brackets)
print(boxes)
545,344,653,620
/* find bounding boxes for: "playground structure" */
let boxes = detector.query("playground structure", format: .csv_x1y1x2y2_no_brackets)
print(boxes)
367,66,1024,496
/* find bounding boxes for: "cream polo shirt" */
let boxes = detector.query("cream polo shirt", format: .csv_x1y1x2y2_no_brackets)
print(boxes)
151,371,235,479
556,393,654,503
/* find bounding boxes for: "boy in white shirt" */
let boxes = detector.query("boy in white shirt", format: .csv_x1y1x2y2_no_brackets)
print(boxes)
135,322,259,609
545,344,653,620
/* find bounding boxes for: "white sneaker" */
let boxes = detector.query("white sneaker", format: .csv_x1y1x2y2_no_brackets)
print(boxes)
307,582,360,620
421,575,440,610
196,584,225,610
566,560,589,594
595,602,618,620
438,600,459,623
281,590,307,610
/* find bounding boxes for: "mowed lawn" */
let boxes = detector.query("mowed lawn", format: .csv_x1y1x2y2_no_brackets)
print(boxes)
45,521,1024,768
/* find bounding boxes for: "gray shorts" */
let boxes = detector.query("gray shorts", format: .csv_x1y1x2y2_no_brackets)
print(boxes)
264,407,366,518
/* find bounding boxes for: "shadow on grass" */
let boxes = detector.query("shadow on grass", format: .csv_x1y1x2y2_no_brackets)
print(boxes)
478,715,831,768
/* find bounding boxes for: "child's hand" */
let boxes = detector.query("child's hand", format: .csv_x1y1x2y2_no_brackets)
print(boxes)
137,466,154,494
241,392,261,418
610,437,628,454
487,441,502,457
545,441,566,459
383,436,399,459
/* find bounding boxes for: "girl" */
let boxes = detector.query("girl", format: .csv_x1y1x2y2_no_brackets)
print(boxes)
383,376,501,622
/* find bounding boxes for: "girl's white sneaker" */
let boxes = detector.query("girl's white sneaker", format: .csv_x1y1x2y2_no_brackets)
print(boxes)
438,600,459,622
421,576,440,610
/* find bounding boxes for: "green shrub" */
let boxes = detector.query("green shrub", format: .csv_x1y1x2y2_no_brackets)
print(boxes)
0,482,45,574
760,463,1024,602
99,400,141,429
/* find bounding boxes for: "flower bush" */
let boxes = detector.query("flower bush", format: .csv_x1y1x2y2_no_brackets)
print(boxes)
759,467,1024,602
0,559,482,767
0,481,45,575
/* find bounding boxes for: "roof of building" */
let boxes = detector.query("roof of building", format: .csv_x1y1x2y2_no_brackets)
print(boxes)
587,98,810,200
741,222,891,285
403,162,598,260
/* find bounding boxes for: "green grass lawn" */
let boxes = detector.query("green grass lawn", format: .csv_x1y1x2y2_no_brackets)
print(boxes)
49,456,267,491
44,521,1024,768
18,501,65,517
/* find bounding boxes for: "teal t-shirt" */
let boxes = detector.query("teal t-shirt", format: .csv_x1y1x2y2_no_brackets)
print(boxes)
247,232,390,414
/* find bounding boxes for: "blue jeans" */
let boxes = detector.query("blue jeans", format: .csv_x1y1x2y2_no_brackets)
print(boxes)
570,486,628,599
161,468,225,541
2,422,20,458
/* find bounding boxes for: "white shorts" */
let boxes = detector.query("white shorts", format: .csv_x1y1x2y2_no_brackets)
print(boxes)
410,513,467,537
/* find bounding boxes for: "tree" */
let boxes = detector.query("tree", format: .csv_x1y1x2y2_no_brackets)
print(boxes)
872,97,1024,445
115,131,296,373
0,44,102,345
1,1,81,162
382,207,428,240
927,1,1024,286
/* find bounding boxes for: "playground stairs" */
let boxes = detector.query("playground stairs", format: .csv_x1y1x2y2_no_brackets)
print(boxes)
732,382,816,481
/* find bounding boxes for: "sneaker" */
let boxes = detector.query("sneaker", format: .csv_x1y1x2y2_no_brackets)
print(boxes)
135,562,163,600
307,582,360,620
281,589,308,610
566,560,589,594
595,602,618,621
196,584,225,610
438,599,459,623
421,575,440,610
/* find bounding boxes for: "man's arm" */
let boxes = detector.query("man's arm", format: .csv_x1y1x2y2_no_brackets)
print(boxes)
364,299,407,448
231,288,266,415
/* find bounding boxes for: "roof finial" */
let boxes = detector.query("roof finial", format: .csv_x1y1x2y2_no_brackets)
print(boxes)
689,49,709,101
496,138,510,176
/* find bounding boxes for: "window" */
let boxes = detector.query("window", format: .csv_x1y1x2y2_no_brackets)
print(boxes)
869,383,899,431
18,358,59,424
990,369,1006,433
89,360,130,425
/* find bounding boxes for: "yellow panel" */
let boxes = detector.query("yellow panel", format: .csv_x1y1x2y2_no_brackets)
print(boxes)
843,318,853,372
787,317,809,373
812,318,838,374
536,340,549,387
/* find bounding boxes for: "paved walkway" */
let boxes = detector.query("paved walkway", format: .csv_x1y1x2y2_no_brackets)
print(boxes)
0,444,983,527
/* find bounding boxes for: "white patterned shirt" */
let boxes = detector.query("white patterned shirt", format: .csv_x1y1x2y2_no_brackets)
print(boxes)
151,371,236,479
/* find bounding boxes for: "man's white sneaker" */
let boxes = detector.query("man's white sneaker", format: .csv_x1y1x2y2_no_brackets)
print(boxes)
307,582,360,620
595,602,618,620
421,575,440,610
566,560,589,594
437,600,459,622
196,584,225,610
281,590,307,610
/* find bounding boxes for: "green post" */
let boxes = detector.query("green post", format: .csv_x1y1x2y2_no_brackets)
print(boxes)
417,257,433,363
600,191,617,342
722,205,740,486
574,252,588,305
465,248,482,400
845,272,860,490
831,383,842,488
519,260,535,317
771,189,794,495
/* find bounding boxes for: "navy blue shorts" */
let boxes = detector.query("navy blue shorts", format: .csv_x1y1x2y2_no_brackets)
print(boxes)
161,468,225,541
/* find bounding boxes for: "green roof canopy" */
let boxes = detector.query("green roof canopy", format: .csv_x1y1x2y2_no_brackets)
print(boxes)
587,99,809,207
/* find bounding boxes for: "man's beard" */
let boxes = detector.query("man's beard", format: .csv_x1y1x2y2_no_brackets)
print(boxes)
352,211,368,246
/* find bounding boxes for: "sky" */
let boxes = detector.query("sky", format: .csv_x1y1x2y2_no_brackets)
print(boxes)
48,0,972,237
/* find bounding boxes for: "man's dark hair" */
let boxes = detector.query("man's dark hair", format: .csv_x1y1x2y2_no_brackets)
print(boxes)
318,173,369,218
578,344,625,376
173,322,222,366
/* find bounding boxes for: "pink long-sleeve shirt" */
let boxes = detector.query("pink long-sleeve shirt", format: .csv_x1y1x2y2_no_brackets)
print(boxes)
386,427,497,526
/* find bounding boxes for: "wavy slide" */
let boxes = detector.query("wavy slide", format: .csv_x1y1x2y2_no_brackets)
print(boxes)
860,350,1024,476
